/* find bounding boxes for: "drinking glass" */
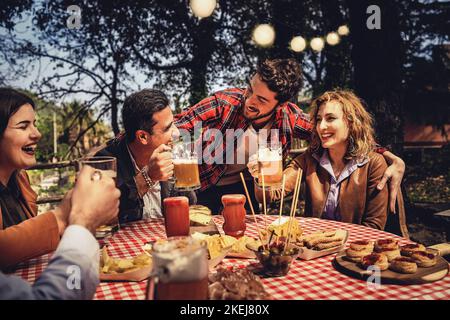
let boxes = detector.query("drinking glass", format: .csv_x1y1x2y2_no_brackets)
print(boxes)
172,141,201,191
146,236,209,300
256,143,283,188
76,156,119,239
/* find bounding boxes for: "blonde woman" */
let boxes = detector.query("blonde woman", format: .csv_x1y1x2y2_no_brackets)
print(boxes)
249,90,388,230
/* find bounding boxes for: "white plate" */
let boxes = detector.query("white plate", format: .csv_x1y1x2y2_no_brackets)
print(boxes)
297,229,349,260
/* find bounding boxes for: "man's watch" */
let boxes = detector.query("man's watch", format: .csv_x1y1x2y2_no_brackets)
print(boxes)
141,165,157,188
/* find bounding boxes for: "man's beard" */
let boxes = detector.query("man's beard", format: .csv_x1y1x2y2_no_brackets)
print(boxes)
243,105,278,123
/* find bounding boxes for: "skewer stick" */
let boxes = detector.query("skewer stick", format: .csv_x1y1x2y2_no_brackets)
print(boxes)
240,172,266,249
287,170,300,233
278,174,286,223
284,169,302,252
276,174,286,245
285,169,303,251
261,172,268,229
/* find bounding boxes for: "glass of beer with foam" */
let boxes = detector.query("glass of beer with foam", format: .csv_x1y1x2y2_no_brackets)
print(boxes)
76,156,119,239
257,143,283,188
146,236,209,300
172,141,201,191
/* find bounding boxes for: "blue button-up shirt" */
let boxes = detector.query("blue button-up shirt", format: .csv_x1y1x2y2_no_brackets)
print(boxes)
0,225,99,300
312,150,369,222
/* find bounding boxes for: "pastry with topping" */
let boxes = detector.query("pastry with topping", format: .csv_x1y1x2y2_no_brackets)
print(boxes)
358,253,389,271
411,251,437,268
389,257,418,274
400,243,426,257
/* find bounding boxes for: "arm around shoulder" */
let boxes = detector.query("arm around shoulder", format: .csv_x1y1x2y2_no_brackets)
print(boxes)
362,153,389,230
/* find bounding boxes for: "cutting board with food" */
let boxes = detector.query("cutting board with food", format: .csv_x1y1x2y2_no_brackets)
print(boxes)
189,205,221,235
333,239,449,285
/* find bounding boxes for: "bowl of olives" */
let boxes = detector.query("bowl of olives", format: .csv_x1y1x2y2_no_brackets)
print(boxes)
251,242,300,277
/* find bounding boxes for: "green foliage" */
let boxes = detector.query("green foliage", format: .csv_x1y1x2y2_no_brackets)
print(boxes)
404,146,450,204
407,175,450,204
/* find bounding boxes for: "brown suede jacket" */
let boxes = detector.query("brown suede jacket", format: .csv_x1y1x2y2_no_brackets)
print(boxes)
0,171,59,270
255,150,389,230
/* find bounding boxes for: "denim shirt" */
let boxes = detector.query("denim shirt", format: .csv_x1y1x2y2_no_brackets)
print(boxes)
0,225,99,300
312,150,369,221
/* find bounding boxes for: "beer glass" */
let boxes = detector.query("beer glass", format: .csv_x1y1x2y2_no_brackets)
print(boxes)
257,143,283,188
146,236,209,300
76,156,119,239
172,141,201,191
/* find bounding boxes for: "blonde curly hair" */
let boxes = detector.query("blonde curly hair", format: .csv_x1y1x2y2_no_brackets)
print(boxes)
309,90,376,160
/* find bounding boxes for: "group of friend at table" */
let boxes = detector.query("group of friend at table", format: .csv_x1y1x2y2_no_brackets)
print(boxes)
0,58,407,299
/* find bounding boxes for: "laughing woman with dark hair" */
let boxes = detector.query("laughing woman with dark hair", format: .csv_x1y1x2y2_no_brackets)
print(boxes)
0,88,70,270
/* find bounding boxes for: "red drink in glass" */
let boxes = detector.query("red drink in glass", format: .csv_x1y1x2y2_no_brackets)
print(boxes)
163,197,190,237
221,194,246,238
151,277,209,300
146,237,209,300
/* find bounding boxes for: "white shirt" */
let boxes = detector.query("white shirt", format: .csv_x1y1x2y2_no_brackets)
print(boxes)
127,145,163,218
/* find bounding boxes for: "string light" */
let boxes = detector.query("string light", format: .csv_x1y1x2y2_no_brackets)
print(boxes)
326,32,340,46
337,25,350,36
290,36,306,52
253,24,276,47
250,22,349,51
310,37,324,52
190,0,216,18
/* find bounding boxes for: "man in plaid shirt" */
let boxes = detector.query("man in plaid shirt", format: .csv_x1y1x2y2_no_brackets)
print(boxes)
175,58,405,214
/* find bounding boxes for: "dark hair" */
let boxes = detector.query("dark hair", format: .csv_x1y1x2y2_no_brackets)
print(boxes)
256,58,304,103
122,89,169,143
0,88,36,137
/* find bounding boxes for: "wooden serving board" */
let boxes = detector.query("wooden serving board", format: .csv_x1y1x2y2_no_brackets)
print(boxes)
190,219,220,235
333,251,449,285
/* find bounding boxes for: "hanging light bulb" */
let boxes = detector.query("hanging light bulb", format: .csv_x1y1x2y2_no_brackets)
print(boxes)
290,36,306,52
337,25,350,36
252,24,275,47
310,37,324,52
326,32,340,46
190,0,217,18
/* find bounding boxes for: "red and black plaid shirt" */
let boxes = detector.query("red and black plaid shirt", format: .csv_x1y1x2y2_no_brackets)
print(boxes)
174,88,313,191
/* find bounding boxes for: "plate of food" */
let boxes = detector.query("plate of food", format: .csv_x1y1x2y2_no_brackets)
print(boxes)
146,234,233,270
95,224,119,239
259,216,303,244
334,238,449,284
99,246,153,282
189,205,221,235
191,232,235,269
295,229,348,260
208,267,272,300
189,205,212,226
224,235,264,259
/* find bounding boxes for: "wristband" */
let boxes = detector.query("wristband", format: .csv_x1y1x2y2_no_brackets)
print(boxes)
141,166,157,188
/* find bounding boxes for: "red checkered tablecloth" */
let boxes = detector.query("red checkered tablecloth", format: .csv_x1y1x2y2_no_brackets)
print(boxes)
12,216,450,300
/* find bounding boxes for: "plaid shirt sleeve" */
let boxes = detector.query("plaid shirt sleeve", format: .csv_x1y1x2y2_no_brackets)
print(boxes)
283,103,313,141
374,146,388,154
174,94,224,132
